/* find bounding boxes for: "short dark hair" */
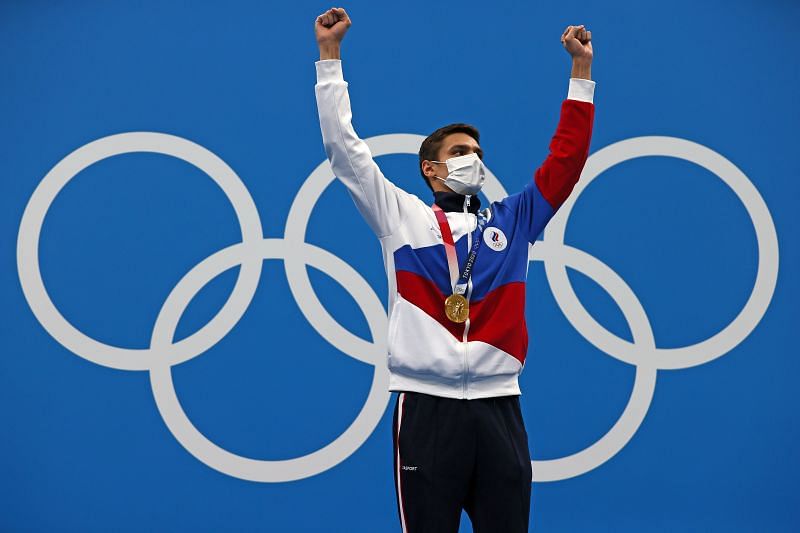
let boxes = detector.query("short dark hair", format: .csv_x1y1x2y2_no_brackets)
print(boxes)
418,123,480,191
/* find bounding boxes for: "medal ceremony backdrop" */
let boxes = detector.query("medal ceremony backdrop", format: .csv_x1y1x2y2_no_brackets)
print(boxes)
2,1,797,531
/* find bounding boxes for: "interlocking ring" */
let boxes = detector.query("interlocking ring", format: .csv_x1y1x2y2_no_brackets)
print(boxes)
16,132,778,483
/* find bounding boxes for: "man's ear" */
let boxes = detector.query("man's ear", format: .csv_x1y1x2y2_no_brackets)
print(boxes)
421,160,436,179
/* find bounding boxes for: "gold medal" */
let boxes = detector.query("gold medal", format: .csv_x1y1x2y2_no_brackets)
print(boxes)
444,293,469,323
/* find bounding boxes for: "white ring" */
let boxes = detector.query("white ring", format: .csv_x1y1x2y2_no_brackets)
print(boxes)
16,132,264,370
149,239,390,482
542,136,779,369
527,243,657,482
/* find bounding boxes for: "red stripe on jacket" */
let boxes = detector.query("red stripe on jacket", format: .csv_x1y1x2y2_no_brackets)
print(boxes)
396,271,528,364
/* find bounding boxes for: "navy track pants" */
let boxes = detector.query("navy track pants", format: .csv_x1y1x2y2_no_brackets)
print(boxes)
392,391,533,532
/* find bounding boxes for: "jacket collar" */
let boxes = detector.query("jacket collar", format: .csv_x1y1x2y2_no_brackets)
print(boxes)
432,191,482,214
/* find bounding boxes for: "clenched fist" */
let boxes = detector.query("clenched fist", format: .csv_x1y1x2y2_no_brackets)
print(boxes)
315,7,352,46
561,24,593,63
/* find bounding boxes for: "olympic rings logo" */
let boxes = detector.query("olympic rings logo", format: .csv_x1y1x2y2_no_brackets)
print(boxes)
16,132,779,483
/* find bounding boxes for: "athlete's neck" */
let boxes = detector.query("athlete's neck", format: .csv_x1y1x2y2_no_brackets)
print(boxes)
432,191,482,214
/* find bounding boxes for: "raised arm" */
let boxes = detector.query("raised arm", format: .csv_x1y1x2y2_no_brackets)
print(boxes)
314,7,408,238
499,24,596,242
537,24,594,206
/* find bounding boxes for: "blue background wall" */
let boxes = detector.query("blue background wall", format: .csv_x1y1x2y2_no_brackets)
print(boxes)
2,1,798,531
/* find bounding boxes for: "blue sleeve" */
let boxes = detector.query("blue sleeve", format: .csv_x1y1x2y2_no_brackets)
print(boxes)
494,180,555,243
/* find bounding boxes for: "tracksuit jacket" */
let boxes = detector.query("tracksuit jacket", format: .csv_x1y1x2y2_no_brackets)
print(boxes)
315,59,595,400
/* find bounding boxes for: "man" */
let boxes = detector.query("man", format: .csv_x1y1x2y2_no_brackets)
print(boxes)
314,7,594,532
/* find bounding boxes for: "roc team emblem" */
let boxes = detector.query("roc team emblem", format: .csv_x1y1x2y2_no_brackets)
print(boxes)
483,227,508,251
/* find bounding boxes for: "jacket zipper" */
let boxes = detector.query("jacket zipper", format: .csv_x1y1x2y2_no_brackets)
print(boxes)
462,279,473,398
462,195,472,398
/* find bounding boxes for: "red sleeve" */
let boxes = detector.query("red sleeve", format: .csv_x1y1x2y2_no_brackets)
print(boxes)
533,99,595,209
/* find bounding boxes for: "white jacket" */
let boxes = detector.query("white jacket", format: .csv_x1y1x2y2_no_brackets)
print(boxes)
315,59,595,399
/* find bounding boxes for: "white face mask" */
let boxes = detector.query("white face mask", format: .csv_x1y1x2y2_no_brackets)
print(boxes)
430,153,486,195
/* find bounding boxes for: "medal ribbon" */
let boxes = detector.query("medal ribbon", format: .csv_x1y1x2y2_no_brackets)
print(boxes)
432,203,487,296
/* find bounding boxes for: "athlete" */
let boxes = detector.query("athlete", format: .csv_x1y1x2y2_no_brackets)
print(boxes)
314,7,594,532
